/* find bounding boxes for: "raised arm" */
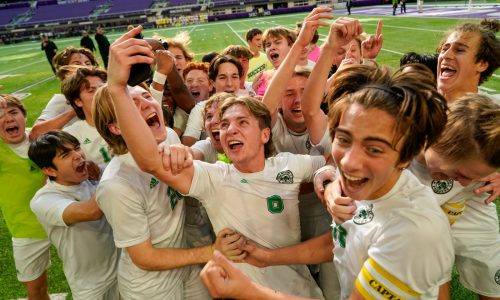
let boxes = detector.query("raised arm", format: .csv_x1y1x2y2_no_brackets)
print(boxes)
302,17,362,144
106,26,193,194
262,7,332,127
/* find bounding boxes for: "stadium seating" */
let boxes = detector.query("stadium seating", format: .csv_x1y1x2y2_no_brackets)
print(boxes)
169,0,198,7
24,0,106,24
103,0,155,15
0,6,30,26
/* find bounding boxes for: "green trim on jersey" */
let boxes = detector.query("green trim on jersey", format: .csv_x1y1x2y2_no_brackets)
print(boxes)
0,141,47,238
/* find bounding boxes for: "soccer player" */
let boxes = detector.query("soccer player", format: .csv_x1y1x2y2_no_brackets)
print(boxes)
245,28,271,82
243,63,454,299
221,45,255,95
0,94,50,300
103,26,327,298
61,67,112,167
28,130,119,300
437,19,499,102
93,82,243,299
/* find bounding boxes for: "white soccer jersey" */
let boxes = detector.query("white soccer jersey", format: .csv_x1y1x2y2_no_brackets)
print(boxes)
183,101,208,140
191,138,218,163
272,112,331,156
97,128,191,299
37,94,78,126
409,160,500,296
64,120,112,168
333,170,454,300
188,152,326,299
30,180,119,300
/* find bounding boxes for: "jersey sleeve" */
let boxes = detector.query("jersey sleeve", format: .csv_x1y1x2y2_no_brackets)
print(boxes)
357,217,454,298
173,108,189,133
310,127,332,156
284,153,325,183
31,193,73,227
183,103,205,139
96,179,150,248
187,160,225,207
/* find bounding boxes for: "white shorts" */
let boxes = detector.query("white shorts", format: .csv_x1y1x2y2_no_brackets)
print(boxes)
12,238,51,282
183,265,211,300
452,200,500,297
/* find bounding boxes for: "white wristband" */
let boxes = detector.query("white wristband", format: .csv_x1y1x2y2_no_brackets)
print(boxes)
153,71,167,85
313,164,337,181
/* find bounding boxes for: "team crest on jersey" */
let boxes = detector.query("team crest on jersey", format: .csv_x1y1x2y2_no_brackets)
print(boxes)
353,204,374,225
305,138,312,151
431,179,453,194
495,269,500,285
276,170,293,184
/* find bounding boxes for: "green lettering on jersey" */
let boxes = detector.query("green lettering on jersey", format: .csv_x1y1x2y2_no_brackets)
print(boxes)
149,177,159,189
266,195,284,214
168,186,184,209
99,147,111,163
332,224,347,248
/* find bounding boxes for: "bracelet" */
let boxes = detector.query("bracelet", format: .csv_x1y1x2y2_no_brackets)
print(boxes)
153,71,167,85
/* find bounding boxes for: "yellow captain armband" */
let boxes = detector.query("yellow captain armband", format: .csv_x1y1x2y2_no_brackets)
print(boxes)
440,202,465,225
355,257,421,300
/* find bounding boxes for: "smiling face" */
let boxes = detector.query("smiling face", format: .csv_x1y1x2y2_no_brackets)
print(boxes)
45,143,88,186
264,35,292,69
332,103,406,200
204,101,223,153
437,31,488,101
185,69,212,103
127,85,166,144
0,105,27,144
282,75,307,133
68,53,92,66
424,148,495,186
75,76,105,124
213,62,240,94
220,104,269,172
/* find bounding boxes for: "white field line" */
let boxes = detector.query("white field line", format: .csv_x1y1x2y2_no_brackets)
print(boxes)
225,22,249,46
13,75,55,94
0,59,47,75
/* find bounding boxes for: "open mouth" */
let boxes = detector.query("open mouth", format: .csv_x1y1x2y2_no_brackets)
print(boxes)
75,161,87,174
190,91,200,98
211,129,220,141
5,125,19,135
145,113,161,128
342,172,368,193
270,53,280,62
228,140,243,150
440,65,456,79
291,108,302,114
224,89,235,94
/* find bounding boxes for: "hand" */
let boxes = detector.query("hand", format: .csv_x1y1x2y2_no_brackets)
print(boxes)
201,250,254,299
241,239,271,268
295,7,333,49
252,72,265,92
362,20,383,60
324,17,363,51
325,179,356,224
313,166,337,205
474,172,500,204
107,25,155,88
155,50,175,76
214,228,247,262
86,161,101,181
160,143,193,175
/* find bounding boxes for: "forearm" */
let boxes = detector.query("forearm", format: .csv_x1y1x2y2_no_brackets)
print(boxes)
262,42,304,113
268,232,333,265
134,244,214,271
30,110,76,141
244,283,318,300
63,198,103,225
108,86,163,174
301,46,336,144
167,68,195,113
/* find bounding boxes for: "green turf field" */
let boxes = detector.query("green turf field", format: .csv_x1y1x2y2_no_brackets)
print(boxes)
0,11,498,299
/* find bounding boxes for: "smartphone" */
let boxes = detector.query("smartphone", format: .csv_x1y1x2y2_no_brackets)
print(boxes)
127,36,153,86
